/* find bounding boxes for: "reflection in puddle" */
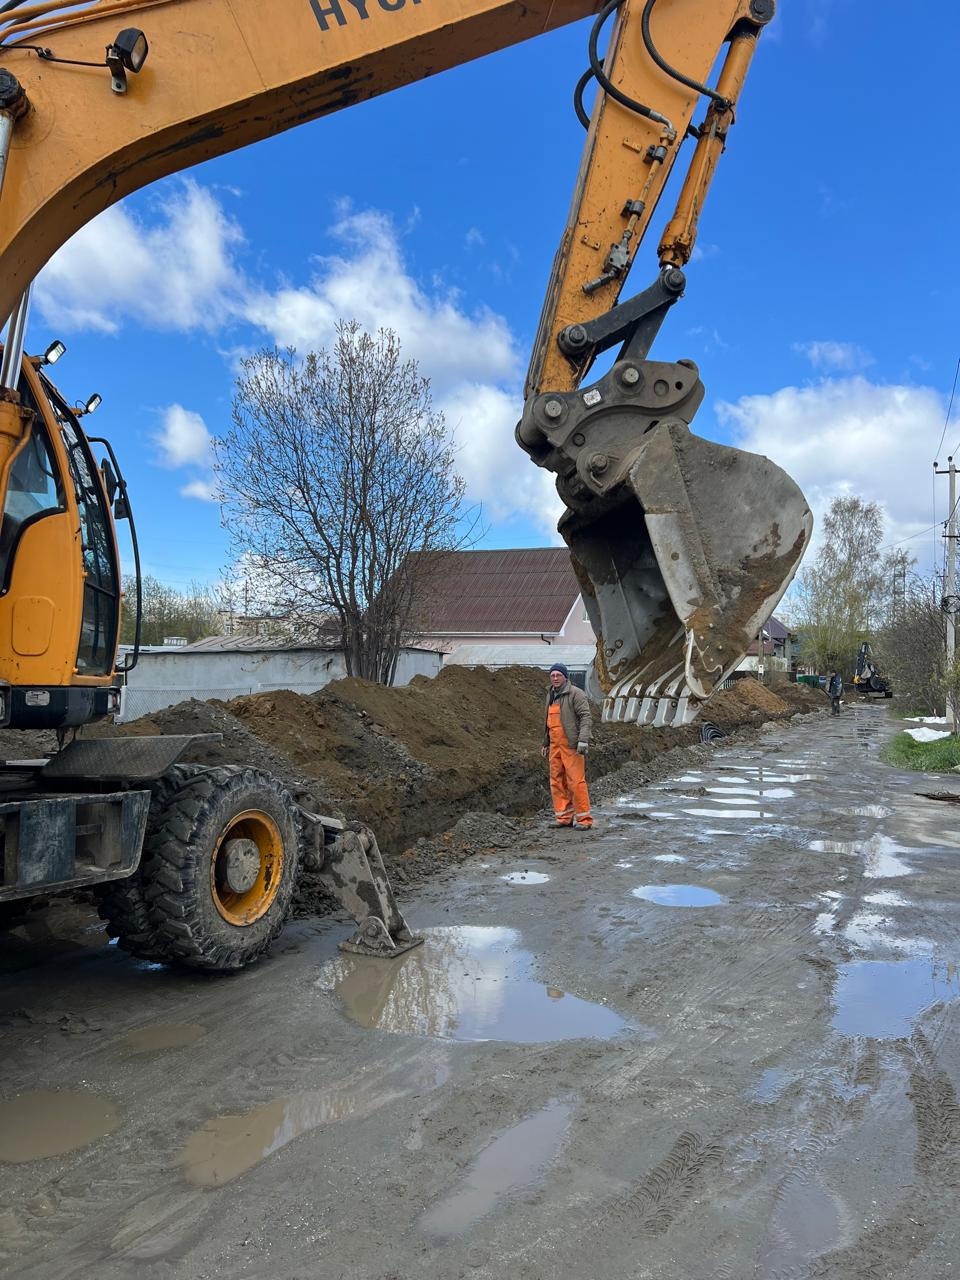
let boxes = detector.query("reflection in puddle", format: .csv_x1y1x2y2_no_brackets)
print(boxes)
652,854,687,863
683,808,773,820
502,871,550,885
648,812,682,820
763,1179,846,1269
751,1067,791,1102
864,890,908,906
124,1023,206,1054
615,860,634,869
0,1090,121,1163
841,805,893,818
321,927,630,1044
833,959,960,1038
809,835,914,877
704,795,770,806
706,786,795,800
180,1057,448,1188
632,884,726,907
419,1099,572,1241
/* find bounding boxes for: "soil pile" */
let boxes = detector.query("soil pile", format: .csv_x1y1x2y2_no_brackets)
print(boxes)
712,677,790,721
75,667,815,858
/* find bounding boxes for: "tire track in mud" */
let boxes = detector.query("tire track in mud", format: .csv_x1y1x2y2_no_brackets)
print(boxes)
478,1129,725,1278
3,1037,450,1279
749,1029,960,1280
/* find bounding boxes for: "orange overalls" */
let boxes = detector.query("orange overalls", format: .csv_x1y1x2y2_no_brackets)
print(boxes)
546,701,592,828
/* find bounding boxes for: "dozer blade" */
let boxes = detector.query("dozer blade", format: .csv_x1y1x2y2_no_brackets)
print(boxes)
565,419,812,727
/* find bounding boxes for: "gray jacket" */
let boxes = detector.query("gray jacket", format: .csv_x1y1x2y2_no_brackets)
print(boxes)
543,681,593,750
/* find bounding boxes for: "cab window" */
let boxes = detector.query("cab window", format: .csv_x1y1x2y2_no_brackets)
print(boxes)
0,415,64,590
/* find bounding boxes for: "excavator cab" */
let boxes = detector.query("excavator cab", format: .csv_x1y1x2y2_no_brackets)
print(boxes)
0,351,127,729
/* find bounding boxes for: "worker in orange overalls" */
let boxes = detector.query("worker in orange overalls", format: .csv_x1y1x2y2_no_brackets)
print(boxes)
540,663,593,829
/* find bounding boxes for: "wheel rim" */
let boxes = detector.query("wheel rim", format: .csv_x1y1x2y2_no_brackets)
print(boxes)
210,810,285,926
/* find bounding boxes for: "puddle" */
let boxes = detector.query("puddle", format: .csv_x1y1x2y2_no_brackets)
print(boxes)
864,890,908,906
180,1057,448,1188
0,1090,121,1162
840,805,894,818
123,1023,206,1054
751,1067,791,1102
683,808,773,820
320,927,631,1044
706,787,795,800
652,854,687,864
763,1179,845,1267
614,860,634,869
418,1099,573,1242
614,798,652,809
632,884,726,908
833,958,960,1038
808,835,914,877
502,871,550,885
704,795,769,806
648,812,682,820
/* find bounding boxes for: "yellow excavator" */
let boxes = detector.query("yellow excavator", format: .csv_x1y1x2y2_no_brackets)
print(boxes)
0,0,811,970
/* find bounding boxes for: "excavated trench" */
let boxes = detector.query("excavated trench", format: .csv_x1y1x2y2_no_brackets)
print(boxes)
0,665,826,917
94,666,824,878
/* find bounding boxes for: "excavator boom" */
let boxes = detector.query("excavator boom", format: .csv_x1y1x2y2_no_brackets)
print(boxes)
0,0,810,731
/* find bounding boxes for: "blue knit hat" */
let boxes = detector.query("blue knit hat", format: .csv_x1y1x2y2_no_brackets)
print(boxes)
548,662,569,677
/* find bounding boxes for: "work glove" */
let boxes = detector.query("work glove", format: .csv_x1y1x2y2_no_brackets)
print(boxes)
577,742,588,755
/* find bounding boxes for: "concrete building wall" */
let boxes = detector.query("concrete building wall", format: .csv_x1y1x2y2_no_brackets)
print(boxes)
118,647,441,723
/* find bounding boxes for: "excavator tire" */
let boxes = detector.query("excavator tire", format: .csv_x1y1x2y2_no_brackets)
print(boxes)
96,763,206,963
138,764,301,972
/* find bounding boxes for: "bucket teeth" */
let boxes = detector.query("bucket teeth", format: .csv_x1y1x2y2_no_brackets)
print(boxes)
604,678,702,728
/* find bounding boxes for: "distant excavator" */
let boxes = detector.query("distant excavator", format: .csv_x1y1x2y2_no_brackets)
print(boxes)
0,0,811,970
853,643,892,698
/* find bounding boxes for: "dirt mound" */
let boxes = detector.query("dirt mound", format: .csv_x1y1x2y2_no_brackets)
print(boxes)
23,662,820,920
765,675,828,712
711,677,790,722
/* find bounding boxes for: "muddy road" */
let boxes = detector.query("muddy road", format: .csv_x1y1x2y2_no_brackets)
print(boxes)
3,705,960,1280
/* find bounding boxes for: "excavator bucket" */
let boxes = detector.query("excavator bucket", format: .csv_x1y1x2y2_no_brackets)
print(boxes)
564,419,812,727
519,334,812,728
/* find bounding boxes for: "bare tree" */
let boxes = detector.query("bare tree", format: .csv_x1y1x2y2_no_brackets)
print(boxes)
874,573,949,715
214,323,472,684
792,496,906,674
120,575,221,646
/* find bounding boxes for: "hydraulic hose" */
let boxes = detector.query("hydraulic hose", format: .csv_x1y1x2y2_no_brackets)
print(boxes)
640,0,731,110
575,0,674,134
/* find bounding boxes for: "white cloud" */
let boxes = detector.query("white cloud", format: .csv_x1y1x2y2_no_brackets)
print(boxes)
243,208,518,396
35,180,244,333
793,340,873,372
465,227,485,248
440,382,564,541
36,184,559,535
243,208,558,533
154,404,212,468
180,478,218,503
717,376,944,566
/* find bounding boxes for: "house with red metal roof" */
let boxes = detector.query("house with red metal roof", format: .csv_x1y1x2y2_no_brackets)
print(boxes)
409,548,596,675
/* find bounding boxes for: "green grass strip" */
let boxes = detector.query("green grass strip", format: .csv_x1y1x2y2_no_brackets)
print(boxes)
881,731,960,772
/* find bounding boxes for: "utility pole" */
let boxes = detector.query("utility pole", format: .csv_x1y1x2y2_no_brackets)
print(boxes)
934,456,958,732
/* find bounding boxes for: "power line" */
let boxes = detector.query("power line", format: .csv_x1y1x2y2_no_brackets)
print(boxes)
936,353,960,461
878,523,938,554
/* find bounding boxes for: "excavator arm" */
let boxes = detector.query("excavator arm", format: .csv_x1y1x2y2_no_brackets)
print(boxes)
0,0,810,729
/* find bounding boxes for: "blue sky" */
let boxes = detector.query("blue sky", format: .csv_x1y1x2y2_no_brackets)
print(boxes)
27,0,960,596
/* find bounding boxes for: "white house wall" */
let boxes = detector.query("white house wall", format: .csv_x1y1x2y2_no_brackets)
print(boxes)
118,648,441,723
